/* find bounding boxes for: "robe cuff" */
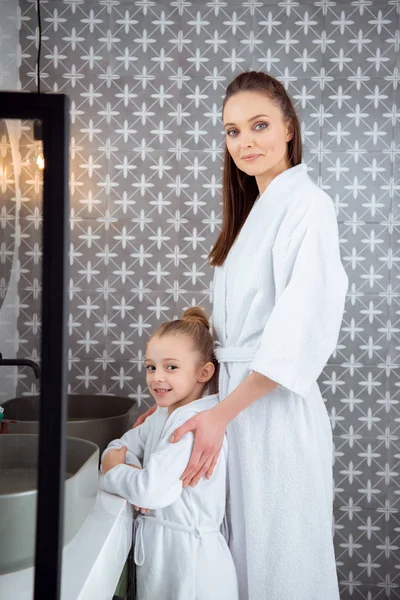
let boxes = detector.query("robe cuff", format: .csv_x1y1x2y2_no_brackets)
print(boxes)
249,360,312,399
126,458,142,469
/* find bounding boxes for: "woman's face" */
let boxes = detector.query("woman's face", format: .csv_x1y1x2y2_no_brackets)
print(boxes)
223,91,293,191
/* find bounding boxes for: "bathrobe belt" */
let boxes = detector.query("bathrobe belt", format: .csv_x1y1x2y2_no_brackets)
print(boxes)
133,514,220,566
214,343,258,398
213,344,257,363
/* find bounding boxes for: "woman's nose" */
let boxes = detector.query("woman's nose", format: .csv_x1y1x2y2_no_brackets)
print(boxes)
240,135,254,148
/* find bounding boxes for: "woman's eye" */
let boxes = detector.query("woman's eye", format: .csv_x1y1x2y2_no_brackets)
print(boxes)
226,123,267,137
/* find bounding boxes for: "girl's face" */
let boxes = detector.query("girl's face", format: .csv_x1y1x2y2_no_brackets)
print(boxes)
145,334,214,414
223,91,293,193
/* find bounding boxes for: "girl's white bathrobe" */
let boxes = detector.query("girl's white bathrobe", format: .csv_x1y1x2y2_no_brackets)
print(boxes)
213,163,348,600
101,394,238,600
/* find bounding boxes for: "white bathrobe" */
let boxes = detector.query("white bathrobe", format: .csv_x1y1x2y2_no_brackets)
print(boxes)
213,163,348,600
101,394,238,600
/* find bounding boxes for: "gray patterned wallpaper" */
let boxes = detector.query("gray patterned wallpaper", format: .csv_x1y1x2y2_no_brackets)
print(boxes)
3,0,400,596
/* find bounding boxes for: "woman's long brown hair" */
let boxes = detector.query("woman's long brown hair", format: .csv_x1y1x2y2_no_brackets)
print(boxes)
209,71,303,267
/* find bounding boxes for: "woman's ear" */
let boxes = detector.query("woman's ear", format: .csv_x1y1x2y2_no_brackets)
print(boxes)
286,120,294,142
198,361,215,383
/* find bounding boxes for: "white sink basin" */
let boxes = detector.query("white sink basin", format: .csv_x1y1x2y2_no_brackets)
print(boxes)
0,434,99,574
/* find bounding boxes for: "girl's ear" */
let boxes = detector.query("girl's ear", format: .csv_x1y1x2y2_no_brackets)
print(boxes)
198,361,215,383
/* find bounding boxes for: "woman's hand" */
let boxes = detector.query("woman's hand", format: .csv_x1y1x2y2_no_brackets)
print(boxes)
132,403,157,428
102,446,127,474
169,407,228,488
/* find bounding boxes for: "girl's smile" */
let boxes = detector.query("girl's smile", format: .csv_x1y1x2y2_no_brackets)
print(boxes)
145,334,214,414
153,388,172,397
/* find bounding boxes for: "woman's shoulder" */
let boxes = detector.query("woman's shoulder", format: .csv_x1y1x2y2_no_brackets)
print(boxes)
272,177,339,251
283,174,337,227
292,170,333,205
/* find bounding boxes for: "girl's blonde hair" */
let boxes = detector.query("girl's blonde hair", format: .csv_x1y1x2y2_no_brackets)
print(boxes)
149,307,218,393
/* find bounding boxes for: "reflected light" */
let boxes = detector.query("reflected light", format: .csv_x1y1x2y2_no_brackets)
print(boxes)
36,152,44,170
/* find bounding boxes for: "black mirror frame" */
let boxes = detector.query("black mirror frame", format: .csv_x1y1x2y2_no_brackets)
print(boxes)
0,91,69,600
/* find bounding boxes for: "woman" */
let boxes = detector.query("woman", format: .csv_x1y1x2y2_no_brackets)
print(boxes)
135,71,348,600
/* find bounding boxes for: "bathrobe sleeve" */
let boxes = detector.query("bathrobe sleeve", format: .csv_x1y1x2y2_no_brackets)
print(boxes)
101,418,195,509
249,194,348,398
100,413,154,470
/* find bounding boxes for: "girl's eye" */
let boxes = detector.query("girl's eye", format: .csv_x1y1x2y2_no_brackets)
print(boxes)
145,365,155,371
166,365,178,371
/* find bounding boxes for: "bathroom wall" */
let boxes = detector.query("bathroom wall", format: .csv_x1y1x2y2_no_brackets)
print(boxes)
0,0,21,401
16,1,400,597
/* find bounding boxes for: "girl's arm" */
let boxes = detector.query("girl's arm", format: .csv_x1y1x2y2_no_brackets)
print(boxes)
101,424,195,509
101,412,154,471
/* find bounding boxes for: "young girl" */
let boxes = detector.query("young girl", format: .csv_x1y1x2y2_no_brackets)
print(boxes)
100,307,238,600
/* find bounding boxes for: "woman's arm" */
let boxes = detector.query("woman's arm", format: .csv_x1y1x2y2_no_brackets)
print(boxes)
216,371,278,423
171,197,347,487
170,372,278,487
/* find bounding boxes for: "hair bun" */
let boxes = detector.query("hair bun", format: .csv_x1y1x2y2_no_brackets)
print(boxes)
181,307,210,329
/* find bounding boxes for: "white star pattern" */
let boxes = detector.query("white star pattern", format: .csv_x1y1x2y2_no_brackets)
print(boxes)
0,1,399,597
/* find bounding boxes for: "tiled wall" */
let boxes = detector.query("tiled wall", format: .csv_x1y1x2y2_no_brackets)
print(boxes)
0,0,20,399
10,0,400,596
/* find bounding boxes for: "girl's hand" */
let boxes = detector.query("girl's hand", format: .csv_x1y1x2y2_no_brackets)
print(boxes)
132,403,157,428
102,446,127,474
134,506,150,514
169,407,228,488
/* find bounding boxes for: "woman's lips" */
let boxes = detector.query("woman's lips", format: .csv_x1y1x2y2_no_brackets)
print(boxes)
242,154,262,161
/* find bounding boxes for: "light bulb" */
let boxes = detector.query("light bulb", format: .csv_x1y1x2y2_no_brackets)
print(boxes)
36,152,44,170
